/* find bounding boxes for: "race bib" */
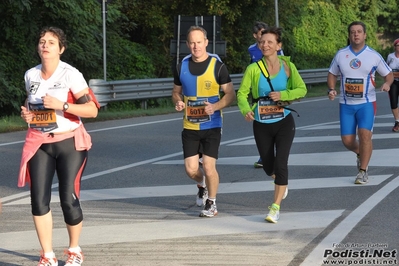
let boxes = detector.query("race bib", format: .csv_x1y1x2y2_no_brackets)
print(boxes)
258,98,284,121
186,99,210,123
28,103,58,132
344,78,364,98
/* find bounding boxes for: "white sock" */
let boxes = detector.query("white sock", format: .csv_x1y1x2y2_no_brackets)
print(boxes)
44,251,55,259
209,198,216,203
198,176,206,188
68,246,81,253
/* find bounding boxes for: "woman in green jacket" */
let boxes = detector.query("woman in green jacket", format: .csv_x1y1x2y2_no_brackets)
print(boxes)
237,26,307,223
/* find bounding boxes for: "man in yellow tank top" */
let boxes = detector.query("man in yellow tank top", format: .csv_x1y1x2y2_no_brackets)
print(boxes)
172,26,235,217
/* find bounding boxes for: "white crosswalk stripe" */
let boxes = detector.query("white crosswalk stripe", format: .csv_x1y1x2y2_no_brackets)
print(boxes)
5,175,391,205
2,112,398,266
0,210,344,251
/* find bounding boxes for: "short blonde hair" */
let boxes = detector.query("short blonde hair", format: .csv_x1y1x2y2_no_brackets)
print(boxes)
186,26,207,42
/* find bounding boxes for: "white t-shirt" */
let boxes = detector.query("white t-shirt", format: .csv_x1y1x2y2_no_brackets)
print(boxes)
386,52,399,81
329,45,391,105
24,61,88,132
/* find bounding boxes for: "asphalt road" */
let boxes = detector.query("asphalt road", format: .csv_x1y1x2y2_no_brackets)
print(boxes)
0,92,398,266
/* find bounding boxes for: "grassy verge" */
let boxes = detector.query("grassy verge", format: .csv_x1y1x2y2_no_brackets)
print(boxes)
0,83,330,134
0,106,177,133
82,106,176,123
0,116,28,133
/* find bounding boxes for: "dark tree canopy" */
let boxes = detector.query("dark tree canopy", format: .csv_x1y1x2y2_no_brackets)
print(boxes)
1,0,398,115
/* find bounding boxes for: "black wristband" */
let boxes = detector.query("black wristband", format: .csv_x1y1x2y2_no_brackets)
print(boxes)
327,88,335,95
76,94,92,104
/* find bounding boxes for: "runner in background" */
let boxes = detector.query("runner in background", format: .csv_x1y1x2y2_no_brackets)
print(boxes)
386,38,399,132
328,21,393,184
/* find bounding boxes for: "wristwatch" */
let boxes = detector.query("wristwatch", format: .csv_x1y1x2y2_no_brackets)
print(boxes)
62,102,69,112
327,88,335,95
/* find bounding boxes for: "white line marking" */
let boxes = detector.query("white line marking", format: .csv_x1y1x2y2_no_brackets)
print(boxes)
0,152,181,204
4,175,391,205
376,114,394,119
0,110,238,147
88,117,181,132
229,132,399,145
0,210,344,251
289,149,399,167
296,121,339,130
301,175,399,266
229,135,342,145
4,139,396,204
299,122,397,130
0,136,255,204
0,140,25,147
154,148,399,167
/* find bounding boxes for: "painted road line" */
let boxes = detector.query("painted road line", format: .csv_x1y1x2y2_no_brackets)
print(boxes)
301,175,399,266
4,144,395,204
0,210,344,251
5,175,390,205
228,133,399,145
288,149,399,167
1,136,254,204
0,151,182,204
299,122,393,130
153,148,399,167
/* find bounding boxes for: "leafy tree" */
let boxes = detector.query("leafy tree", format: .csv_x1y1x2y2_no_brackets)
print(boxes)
0,0,158,115
0,0,104,115
290,1,350,69
1,0,399,116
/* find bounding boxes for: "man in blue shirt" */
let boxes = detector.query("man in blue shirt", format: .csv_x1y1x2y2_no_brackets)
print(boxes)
248,22,284,64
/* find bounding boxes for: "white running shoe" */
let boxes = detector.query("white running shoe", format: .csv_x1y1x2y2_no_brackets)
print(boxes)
282,187,288,200
199,199,218,217
64,249,84,266
38,253,58,266
265,205,280,223
355,170,368,184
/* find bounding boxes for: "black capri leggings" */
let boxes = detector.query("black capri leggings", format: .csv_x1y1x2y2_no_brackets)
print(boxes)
388,80,399,110
253,113,295,186
28,137,88,225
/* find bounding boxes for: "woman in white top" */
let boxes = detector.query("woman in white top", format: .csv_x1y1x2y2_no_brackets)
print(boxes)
19,26,99,266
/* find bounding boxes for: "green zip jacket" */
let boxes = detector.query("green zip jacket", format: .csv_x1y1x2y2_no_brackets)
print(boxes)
237,56,307,117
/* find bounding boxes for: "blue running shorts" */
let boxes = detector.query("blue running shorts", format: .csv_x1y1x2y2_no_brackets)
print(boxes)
339,102,376,136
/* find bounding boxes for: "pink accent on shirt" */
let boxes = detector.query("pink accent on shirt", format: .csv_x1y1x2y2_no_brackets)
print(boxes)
18,125,92,187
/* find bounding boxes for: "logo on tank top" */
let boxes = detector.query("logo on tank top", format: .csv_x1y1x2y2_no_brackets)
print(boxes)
204,80,212,90
29,82,40,95
349,58,361,69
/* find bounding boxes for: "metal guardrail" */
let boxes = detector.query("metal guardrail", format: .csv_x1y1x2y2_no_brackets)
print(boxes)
89,68,330,107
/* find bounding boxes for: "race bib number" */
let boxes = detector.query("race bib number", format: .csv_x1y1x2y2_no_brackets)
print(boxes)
344,78,364,98
28,103,58,132
258,98,284,120
186,99,210,123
